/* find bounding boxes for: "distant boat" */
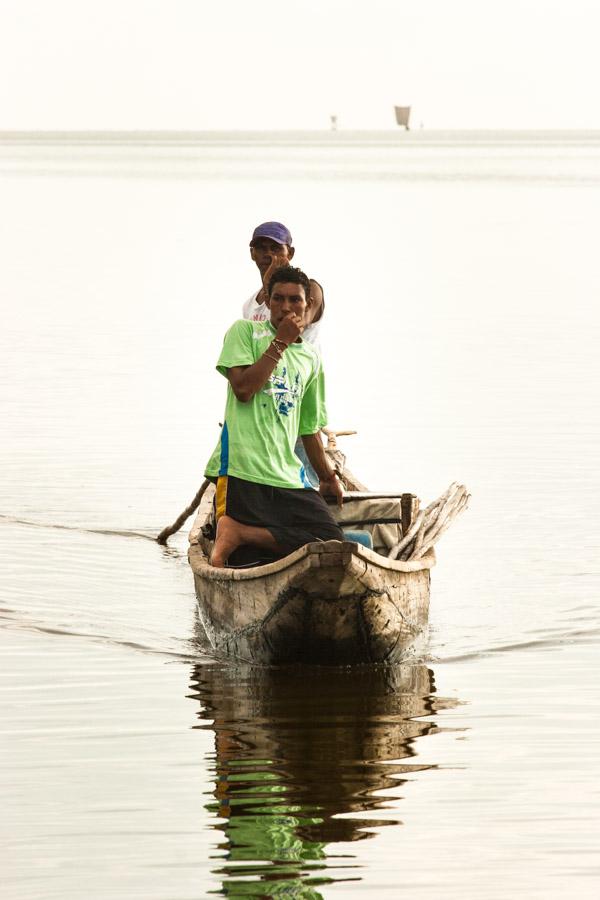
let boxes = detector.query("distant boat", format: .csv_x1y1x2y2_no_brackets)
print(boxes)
394,106,411,130
330,114,338,131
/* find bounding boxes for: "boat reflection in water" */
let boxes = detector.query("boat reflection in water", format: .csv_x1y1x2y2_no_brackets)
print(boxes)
188,659,458,897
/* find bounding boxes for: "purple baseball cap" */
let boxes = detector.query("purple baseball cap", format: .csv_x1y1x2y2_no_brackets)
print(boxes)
250,221,293,246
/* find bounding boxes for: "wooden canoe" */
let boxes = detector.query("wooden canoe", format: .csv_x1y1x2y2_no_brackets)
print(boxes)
188,483,435,665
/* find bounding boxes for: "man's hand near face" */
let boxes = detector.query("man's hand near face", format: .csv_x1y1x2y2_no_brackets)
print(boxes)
275,311,304,346
261,252,291,292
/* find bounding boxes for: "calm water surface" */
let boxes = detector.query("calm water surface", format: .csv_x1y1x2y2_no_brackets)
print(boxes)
1,131,599,898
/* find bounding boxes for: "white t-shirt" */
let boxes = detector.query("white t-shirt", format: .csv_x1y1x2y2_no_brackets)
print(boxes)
242,290,323,347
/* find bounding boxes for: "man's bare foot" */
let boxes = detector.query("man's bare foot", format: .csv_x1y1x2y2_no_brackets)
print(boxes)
210,515,242,568
209,515,283,568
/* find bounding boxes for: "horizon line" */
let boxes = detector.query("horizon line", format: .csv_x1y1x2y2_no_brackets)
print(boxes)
2,127,600,136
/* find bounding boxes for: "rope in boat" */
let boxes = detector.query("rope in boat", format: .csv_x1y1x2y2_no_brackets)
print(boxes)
156,479,210,545
388,482,470,561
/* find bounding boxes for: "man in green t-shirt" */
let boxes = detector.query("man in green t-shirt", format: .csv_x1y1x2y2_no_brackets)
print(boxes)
205,265,344,567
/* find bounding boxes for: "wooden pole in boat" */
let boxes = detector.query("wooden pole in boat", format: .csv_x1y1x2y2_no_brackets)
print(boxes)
321,428,357,448
156,479,210,545
401,493,419,536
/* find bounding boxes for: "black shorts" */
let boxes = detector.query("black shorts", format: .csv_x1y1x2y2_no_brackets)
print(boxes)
215,475,344,554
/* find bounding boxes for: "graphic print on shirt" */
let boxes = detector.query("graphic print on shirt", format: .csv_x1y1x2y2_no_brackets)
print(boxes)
263,367,303,417
252,325,272,340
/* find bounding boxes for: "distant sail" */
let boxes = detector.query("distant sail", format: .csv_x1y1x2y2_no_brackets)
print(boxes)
330,114,338,131
394,106,411,130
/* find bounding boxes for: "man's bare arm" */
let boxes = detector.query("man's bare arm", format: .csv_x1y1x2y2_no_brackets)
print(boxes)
227,314,303,402
227,359,277,403
307,279,324,325
301,432,344,506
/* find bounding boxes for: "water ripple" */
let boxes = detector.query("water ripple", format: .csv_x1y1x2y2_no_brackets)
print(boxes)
434,627,600,662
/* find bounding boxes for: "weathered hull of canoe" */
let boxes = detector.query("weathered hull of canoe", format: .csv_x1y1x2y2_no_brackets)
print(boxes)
189,538,434,665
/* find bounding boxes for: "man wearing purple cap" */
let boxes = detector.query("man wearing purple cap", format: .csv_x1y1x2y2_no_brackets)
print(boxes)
243,222,325,487
243,222,324,346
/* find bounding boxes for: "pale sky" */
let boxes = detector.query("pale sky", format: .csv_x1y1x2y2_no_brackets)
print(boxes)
1,0,599,130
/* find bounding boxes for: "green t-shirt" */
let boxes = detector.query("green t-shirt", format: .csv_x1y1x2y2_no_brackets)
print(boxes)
204,319,327,489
